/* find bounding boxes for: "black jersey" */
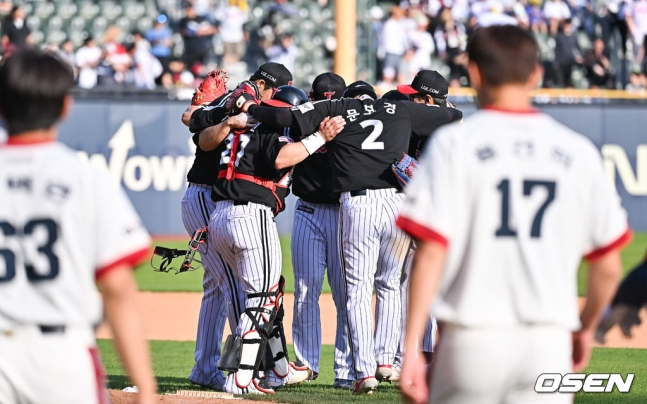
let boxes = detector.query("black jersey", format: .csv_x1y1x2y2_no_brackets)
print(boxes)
210,123,295,214
291,144,338,204
408,105,463,160
185,93,231,186
290,98,460,193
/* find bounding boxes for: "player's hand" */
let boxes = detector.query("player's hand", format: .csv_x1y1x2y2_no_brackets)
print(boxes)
572,328,594,372
319,116,345,142
400,350,429,404
227,112,257,129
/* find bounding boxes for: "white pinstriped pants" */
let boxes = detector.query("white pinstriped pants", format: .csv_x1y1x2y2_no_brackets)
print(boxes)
338,189,411,379
291,199,353,380
209,201,282,338
181,184,245,387
394,247,437,373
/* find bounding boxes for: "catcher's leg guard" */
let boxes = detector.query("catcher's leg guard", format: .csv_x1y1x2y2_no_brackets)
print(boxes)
264,276,302,378
220,296,276,389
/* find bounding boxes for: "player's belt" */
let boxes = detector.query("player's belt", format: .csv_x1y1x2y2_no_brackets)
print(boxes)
39,325,66,334
350,188,402,197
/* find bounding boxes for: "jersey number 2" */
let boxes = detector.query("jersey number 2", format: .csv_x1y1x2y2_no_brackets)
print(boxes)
360,120,384,150
0,219,59,283
495,179,556,238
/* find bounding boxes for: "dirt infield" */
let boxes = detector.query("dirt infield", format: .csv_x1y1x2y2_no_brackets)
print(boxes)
96,292,647,349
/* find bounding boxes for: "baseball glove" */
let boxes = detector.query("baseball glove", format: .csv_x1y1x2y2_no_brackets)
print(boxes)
191,69,229,106
228,80,262,114
391,153,419,188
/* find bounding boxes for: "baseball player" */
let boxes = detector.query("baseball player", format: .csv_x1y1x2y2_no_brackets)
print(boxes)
203,86,346,395
290,72,355,388
383,72,464,374
236,79,462,395
180,63,292,390
596,248,647,343
397,25,630,404
0,50,156,403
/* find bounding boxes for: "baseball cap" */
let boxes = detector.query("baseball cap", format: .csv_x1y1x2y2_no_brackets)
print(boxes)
397,70,449,99
253,62,293,88
342,80,377,100
310,72,346,101
381,89,409,101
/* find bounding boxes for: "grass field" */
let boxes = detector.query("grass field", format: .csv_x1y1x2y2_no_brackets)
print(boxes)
138,233,647,295
98,340,647,403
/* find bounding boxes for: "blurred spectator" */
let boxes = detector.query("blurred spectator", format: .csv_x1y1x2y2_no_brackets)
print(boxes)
543,0,572,35
626,70,647,90
381,6,410,84
263,0,299,26
216,0,249,67
75,36,102,89
126,41,162,90
1,6,31,53
146,16,173,70
266,33,297,72
586,38,615,88
553,19,583,87
0,0,11,18
629,0,647,63
608,0,630,57
527,0,548,33
192,0,213,18
99,26,131,86
58,39,76,72
179,2,216,71
405,15,435,80
573,0,596,38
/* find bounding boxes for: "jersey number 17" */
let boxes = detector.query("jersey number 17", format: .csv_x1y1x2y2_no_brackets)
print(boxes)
495,179,557,239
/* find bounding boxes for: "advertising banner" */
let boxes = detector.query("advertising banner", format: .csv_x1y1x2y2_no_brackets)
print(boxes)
57,100,647,235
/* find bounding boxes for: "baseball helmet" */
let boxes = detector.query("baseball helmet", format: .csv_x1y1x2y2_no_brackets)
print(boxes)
262,85,309,108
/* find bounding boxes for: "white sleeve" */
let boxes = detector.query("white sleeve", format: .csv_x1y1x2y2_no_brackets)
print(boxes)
92,171,151,280
396,130,457,247
583,145,631,262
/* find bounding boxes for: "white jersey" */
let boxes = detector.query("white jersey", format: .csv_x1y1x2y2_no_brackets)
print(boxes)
398,108,630,330
0,139,150,329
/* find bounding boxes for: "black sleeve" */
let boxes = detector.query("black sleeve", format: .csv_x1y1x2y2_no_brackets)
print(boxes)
259,132,292,166
289,100,337,135
248,104,297,129
401,101,463,136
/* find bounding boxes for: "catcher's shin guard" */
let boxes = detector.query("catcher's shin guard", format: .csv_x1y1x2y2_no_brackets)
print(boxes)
263,277,294,378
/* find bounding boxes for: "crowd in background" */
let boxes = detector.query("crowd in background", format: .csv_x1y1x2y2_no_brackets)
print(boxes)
0,0,304,91
376,0,647,90
1,0,646,91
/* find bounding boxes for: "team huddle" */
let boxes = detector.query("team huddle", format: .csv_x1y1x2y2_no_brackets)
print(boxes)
0,25,636,404
179,51,462,394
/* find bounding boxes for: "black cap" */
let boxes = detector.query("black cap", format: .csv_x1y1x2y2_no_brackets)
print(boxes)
254,62,293,88
397,70,448,99
310,72,346,101
381,89,409,101
342,80,377,100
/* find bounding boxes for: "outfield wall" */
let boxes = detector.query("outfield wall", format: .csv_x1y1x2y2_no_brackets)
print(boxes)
56,99,647,235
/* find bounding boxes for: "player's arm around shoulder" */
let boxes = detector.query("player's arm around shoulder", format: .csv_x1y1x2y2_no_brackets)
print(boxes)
198,112,257,151
274,116,345,170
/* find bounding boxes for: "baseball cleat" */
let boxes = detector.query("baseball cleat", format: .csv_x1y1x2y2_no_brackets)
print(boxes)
190,379,225,391
352,376,379,395
306,370,319,382
376,365,397,382
333,379,354,390
266,362,312,388
223,375,275,395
